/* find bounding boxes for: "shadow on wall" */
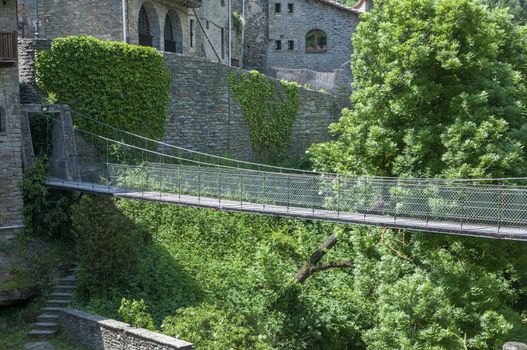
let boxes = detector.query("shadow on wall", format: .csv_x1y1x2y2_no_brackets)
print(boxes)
269,67,352,94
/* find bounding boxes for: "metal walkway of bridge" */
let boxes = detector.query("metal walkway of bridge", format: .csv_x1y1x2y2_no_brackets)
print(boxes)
34,106,527,241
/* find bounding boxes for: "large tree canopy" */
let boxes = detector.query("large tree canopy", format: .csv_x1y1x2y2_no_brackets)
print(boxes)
309,0,527,179
307,1,527,348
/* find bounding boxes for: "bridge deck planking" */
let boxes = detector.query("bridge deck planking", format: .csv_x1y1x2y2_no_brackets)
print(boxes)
46,179,527,241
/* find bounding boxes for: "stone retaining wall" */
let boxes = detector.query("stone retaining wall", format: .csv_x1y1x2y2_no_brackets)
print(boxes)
18,39,52,104
0,0,24,238
58,308,193,350
163,52,345,161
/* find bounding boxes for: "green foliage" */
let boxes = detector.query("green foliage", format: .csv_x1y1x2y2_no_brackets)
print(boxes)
232,11,244,34
306,0,527,348
21,156,74,238
28,114,54,157
36,36,171,140
162,303,272,350
309,0,527,179
74,195,527,349
118,298,155,330
71,195,150,294
230,71,300,164
483,0,527,24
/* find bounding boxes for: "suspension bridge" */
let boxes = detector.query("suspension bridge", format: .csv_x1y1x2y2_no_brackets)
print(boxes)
26,105,527,241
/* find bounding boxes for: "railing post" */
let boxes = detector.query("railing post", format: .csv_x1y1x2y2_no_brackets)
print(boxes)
198,164,201,203
312,176,316,218
263,173,267,212
178,165,181,202
239,168,243,208
287,174,291,212
498,187,502,234
460,185,465,230
217,164,221,207
106,140,110,191
336,175,340,216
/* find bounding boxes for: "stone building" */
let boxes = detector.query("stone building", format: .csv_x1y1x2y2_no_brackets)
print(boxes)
244,0,371,92
17,0,241,65
0,0,24,239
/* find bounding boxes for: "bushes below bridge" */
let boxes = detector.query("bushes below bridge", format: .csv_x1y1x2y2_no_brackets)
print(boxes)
70,196,527,350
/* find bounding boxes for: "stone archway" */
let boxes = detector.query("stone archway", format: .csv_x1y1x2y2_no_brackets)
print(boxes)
166,10,183,54
138,1,161,49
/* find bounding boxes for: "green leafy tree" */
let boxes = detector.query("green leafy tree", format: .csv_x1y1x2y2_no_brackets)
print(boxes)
308,0,527,348
309,0,527,179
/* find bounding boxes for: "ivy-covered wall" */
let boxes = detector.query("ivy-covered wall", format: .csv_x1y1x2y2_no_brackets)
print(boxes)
229,71,300,164
162,53,344,162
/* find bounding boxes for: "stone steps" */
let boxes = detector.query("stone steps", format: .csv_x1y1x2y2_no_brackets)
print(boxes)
52,285,77,293
50,292,74,301
27,329,57,338
36,314,59,323
29,265,78,340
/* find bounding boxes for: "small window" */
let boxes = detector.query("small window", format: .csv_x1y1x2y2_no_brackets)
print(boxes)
0,107,5,134
305,29,327,53
221,28,225,59
206,20,210,30
221,0,225,6
288,40,294,50
275,40,282,50
287,3,294,13
275,3,281,13
190,19,194,47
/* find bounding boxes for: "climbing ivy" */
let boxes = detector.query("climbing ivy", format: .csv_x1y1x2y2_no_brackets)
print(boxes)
229,70,300,164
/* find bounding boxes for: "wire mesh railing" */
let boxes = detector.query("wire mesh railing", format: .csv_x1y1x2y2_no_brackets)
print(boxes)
30,110,527,239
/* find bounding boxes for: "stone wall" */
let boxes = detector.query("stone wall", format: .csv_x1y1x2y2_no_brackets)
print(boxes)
162,52,344,161
265,0,358,92
18,0,122,40
58,308,193,350
18,39,51,104
0,0,24,239
16,0,241,65
270,66,350,94
244,0,269,70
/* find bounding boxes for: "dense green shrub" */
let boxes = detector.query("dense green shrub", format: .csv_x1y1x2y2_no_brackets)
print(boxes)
118,298,155,330
36,36,171,140
71,195,150,294
229,71,300,164
162,303,272,350
21,156,74,238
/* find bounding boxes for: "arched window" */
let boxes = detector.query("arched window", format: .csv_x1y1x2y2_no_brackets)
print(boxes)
0,107,6,134
138,6,153,47
164,15,176,52
305,29,327,53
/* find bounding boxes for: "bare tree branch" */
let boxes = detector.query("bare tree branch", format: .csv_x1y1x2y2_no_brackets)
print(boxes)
294,233,353,283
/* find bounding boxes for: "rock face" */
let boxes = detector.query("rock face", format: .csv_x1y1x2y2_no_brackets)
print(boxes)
0,251,37,307
504,342,527,350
